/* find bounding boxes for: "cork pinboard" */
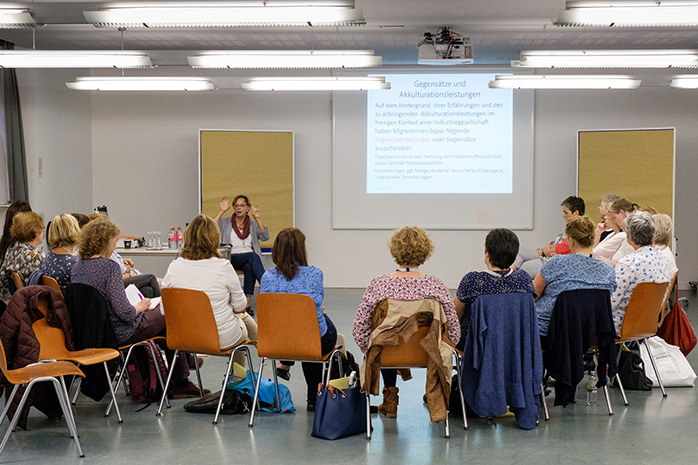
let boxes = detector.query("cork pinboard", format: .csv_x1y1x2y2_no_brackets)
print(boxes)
578,128,674,224
199,130,294,249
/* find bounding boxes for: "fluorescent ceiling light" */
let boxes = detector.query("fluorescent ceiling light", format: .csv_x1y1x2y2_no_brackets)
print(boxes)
84,2,365,27
66,77,216,91
188,50,382,69
0,51,153,68
241,76,390,91
489,75,641,89
670,76,698,88
0,8,35,28
556,1,698,27
514,49,698,68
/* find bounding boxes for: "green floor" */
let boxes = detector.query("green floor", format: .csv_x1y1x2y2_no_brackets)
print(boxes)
2,288,697,464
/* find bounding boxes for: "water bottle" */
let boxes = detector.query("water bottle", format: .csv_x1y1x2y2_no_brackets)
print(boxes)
168,227,177,250
176,227,183,249
586,370,598,406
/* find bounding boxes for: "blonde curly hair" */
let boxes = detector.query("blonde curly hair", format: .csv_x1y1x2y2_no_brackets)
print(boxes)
388,226,434,267
78,218,120,259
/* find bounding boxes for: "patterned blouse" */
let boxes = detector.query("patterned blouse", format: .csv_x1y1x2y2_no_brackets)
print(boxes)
260,266,328,336
353,274,460,354
536,253,617,337
456,269,535,343
0,242,44,300
42,251,79,294
611,245,671,335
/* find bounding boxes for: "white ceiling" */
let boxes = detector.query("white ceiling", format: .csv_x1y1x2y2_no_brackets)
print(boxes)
1,0,698,66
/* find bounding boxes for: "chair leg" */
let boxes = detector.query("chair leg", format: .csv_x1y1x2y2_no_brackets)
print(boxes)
106,345,137,417
453,352,468,430
602,384,613,415
540,383,550,421
444,414,450,439
643,340,668,397
214,348,242,425
365,391,372,440
69,375,82,405
103,362,123,423
192,352,204,397
0,384,20,435
614,373,629,406
156,350,179,416
146,342,173,405
56,376,85,457
248,357,266,427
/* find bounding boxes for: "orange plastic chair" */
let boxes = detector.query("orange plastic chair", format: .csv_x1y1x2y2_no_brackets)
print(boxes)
363,299,457,439
0,337,86,458
156,288,256,424
31,293,124,423
41,275,63,296
249,293,343,427
616,281,671,397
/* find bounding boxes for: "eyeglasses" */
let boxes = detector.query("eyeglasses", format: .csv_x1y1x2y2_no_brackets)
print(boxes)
233,203,248,208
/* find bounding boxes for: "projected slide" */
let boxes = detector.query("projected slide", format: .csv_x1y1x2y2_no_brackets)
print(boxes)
367,73,512,194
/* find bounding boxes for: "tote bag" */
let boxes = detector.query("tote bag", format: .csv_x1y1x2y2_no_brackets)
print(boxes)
639,336,697,388
311,385,366,440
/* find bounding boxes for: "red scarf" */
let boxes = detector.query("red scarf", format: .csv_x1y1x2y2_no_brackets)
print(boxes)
232,215,251,240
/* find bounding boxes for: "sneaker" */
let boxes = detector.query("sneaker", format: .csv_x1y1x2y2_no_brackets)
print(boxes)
171,380,210,399
276,367,291,381
307,403,315,412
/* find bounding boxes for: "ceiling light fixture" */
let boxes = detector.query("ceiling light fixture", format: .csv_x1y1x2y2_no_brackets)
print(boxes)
188,50,381,68
514,49,698,68
555,1,698,27
0,8,35,28
84,1,365,28
489,74,641,89
241,76,390,91
0,51,153,68
670,76,698,88
66,77,216,91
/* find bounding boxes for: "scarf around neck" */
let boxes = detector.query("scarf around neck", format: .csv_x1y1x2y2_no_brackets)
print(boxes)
232,215,251,240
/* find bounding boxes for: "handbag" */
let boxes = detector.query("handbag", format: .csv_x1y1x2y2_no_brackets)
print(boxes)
615,349,653,391
227,370,295,413
311,384,367,440
657,286,697,356
639,336,697,388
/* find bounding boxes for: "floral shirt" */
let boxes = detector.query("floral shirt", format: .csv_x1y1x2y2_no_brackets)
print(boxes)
456,269,534,343
353,274,459,354
611,246,671,335
0,242,44,300
42,251,79,294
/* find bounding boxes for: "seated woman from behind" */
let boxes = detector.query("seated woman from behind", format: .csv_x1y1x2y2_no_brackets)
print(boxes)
42,214,81,294
652,213,677,277
534,216,617,340
162,215,257,357
71,217,202,398
0,212,45,301
260,227,337,411
353,226,460,418
455,228,534,352
611,212,671,335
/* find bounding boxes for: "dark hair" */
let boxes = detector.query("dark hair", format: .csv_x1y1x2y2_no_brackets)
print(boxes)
71,213,90,228
233,195,250,208
485,228,519,269
181,215,221,260
561,196,585,216
0,200,32,263
271,228,308,281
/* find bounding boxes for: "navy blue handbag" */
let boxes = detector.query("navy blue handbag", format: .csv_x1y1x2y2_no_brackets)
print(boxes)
311,385,366,440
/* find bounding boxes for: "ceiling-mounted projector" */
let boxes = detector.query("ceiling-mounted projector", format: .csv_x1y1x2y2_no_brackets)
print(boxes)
418,26,474,65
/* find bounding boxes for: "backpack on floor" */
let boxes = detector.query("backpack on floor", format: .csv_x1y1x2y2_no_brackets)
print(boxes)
127,340,170,404
184,389,253,414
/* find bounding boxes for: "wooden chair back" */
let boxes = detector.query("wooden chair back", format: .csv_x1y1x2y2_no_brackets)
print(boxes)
256,293,323,360
10,271,24,291
160,288,224,355
41,275,63,296
617,282,670,342
374,299,439,367
658,269,679,326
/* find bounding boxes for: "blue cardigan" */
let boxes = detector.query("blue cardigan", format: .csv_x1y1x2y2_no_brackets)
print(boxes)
461,293,543,430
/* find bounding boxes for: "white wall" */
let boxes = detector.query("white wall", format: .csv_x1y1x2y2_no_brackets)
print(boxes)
18,68,698,289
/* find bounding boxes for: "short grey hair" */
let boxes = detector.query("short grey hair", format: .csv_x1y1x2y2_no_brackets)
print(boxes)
601,194,620,212
652,214,673,246
625,211,655,247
